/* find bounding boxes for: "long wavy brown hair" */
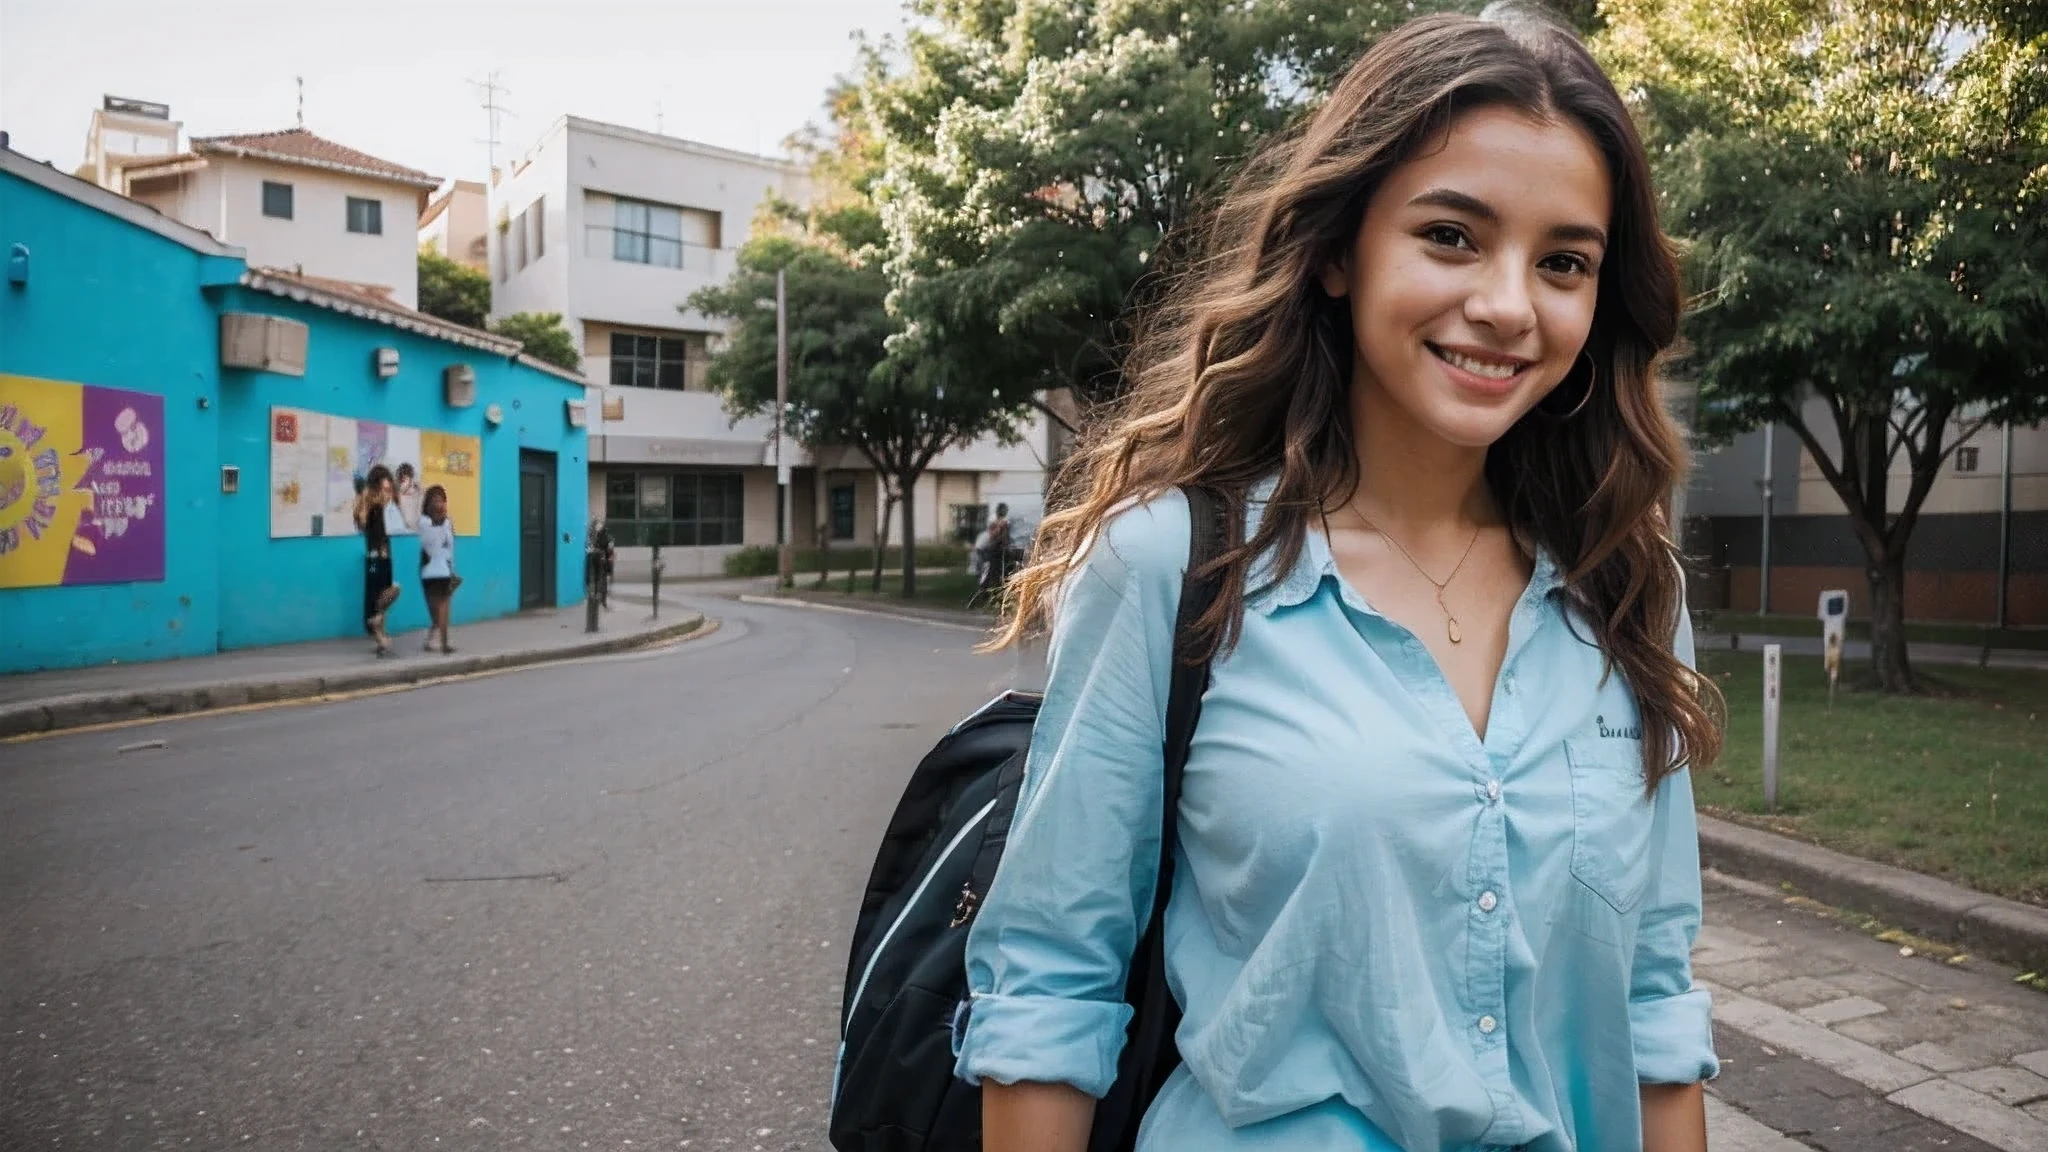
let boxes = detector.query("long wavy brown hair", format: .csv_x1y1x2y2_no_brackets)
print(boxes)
996,10,1723,785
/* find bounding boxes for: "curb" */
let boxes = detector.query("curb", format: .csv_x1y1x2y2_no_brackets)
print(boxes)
0,614,708,740
1698,815,2048,971
735,593,995,632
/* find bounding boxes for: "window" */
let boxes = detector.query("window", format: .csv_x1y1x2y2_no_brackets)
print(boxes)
1956,446,1981,473
603,471,745,546
610,331,702,391
346,197,383,235
514,207,530,271
532,196,545,260
261,181,293,220
613,196,684,267
830,485,857,541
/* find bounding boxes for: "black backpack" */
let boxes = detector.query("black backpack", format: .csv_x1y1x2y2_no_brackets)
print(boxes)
830,487,1229,1152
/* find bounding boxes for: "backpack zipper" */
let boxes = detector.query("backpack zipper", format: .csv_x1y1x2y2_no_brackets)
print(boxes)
842,795,999,1041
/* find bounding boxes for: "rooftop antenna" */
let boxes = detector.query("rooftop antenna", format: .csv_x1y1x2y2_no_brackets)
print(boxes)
295,76,305,128
468,72,513,174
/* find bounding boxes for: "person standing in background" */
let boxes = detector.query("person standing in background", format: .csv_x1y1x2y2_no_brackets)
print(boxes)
353,464,399,657
416,484,458,654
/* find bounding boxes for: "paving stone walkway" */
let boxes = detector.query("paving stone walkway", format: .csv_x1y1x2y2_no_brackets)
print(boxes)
1700,875,2048,1151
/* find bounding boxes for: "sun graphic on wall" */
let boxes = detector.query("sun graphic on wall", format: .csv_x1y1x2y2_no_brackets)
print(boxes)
0,439,27,518
0,423,59,539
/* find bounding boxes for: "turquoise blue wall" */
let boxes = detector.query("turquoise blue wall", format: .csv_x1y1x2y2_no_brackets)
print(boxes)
0,164,589,673
213,289,588,650
0,173,228,671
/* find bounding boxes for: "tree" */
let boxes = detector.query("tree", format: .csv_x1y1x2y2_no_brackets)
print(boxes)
1598,0,2048,692
417,245,490,329
491,312,582,372
867,0,1467,418
693,78,1040,598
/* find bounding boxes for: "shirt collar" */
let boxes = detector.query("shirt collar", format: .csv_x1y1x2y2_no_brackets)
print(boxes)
1240,475,1567,616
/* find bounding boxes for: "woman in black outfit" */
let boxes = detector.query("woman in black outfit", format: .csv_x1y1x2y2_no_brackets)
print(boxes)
355,464,400,656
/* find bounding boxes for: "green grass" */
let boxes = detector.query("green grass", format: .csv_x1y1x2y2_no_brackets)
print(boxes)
808,568,995,612
1697,649,2048,905
1702,612,2048,651
723,543,972,578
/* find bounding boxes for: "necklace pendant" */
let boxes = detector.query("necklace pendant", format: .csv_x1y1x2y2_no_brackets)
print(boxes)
1447,616,1463,644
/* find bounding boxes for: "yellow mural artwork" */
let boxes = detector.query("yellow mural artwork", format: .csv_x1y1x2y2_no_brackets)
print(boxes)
420,430,482,535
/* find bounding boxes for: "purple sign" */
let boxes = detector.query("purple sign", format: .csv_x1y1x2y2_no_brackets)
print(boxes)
67,385,166,585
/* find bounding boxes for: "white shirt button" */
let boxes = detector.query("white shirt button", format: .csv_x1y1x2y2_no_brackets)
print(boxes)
1478,891,1499,913
1478,1015,1498,1035
1485,780,1502,802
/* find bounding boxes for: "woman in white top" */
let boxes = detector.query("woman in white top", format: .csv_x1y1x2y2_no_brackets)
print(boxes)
417,484,459,654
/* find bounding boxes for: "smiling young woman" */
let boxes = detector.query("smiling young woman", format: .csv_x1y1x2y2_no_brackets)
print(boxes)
961,7,1725,1152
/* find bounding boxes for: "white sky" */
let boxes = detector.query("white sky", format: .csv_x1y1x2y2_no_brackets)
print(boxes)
0,0,910,183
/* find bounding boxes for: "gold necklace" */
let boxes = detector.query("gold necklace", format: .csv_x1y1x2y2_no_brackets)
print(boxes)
1346,506,1483,644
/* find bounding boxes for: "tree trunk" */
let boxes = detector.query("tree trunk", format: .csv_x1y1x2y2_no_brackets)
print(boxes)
898,473,918,599
1866,549,1916,693
872,490,895,593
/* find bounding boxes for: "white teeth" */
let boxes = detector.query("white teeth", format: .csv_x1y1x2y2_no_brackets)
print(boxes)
1437,348,1520,380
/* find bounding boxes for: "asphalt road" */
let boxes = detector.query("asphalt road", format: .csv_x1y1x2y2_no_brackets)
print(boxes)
2,594,1023,1150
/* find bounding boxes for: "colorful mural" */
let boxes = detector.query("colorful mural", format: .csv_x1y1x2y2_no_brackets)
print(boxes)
269,407,480,538
0,374,166,588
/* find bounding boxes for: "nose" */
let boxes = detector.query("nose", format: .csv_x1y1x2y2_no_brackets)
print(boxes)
1463,265,1538,338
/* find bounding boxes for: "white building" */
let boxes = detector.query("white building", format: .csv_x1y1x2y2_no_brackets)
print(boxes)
418,179,489,271
85,97,439,308
489,114,1051,577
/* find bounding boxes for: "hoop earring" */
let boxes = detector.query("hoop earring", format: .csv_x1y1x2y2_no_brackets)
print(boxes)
1540,350,1598,420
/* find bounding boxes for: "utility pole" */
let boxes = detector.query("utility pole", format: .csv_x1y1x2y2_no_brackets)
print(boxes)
1997,421,2014,629
1758,423,1775,616
776,268,794,590
468,72,512,176
295,76,305,129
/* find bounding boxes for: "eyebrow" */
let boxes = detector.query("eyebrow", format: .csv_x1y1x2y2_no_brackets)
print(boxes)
1409,187,1609,248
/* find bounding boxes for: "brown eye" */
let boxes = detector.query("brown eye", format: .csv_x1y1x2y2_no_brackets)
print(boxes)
1422,224,1474,251
1542,253,1593,277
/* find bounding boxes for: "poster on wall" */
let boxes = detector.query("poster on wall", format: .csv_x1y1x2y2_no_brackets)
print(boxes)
269,407,480,538
384,426,423,534
0,374,166,588
421,430,482,535
323,414,358,533
269,408,329,536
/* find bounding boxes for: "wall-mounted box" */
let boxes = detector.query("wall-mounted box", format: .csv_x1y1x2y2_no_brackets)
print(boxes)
220,313,308,376
444,364,476,408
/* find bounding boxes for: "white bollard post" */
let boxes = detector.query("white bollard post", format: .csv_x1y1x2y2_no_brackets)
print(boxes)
1762,643,1782,812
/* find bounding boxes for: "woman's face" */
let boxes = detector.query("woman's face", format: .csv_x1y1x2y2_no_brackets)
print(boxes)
376,478,394,504
1321,104,1612,451
427,491,447,519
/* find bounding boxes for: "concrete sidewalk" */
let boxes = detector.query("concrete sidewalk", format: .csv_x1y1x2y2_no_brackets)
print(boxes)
1698,629,2048,671
0,602,706,738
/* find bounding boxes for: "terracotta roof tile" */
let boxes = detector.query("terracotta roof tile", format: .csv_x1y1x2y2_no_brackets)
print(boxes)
192,128,438,188
243,266,517,355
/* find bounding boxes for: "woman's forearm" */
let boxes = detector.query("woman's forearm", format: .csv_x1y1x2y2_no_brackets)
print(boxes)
1640,1080,1707,1151
983,1080,1096,1152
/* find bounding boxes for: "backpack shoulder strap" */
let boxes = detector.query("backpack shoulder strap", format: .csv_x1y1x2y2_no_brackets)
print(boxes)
1165,487,1226,776
1155,485,1229,918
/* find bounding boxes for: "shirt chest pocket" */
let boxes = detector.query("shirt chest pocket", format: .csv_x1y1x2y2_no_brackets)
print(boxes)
1565,738,1656,916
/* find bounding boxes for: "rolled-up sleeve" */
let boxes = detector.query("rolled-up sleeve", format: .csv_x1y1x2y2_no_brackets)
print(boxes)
1631,602,1720,1084
952,496,1187,1097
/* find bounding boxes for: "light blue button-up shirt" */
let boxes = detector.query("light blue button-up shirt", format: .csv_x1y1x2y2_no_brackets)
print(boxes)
953,488,1718,1151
